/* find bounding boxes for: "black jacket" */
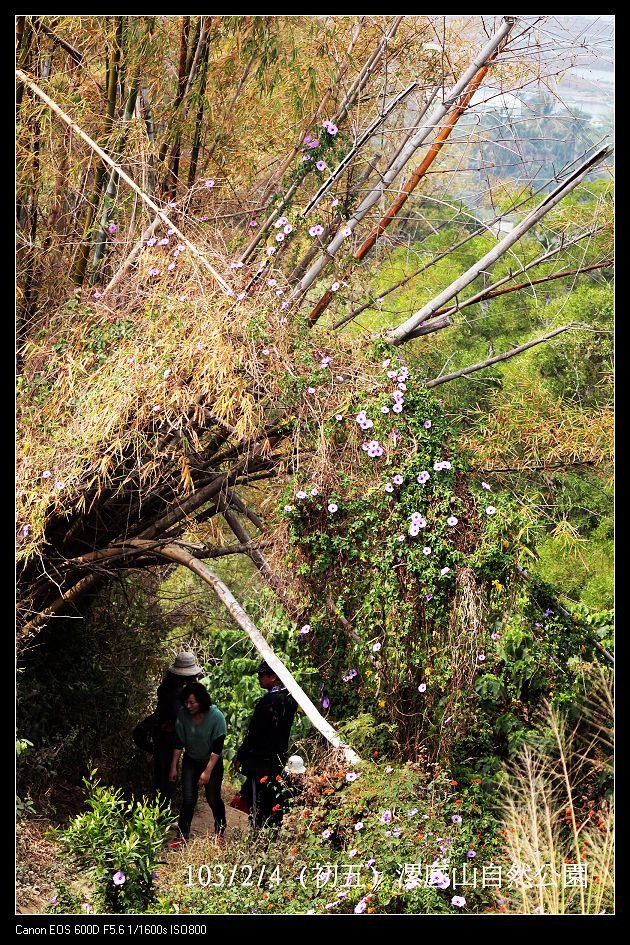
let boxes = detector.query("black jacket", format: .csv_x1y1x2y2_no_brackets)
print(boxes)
235,685,297,769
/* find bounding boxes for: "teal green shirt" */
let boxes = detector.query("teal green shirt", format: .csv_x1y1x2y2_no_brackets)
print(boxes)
175,705,227,761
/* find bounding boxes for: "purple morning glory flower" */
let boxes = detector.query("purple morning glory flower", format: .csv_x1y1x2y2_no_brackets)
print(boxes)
452,814,462,824
113,871,126,886
322,697,330,709
418,683,427,693
477,654,485,662
393,475,403,485
308,139,320,149
299,624,311,635
417,471,430,484
467,850,476,858
544,609,554,616
316,160,327,171
424,420,432,429
381,810,393,824
108,223,117,234
486,506,496,515
392,404,403,414
425,593,433,601
429,870,450,890
491,632,500,641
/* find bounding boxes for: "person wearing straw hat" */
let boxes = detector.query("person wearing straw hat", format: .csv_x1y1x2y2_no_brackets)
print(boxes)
233,660,297,830
152,651,203,805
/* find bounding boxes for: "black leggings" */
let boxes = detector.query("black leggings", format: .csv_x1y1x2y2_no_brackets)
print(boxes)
178,755,226,838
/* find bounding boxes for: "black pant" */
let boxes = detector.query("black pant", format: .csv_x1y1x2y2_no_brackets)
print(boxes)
153,739,177,807
178,755,226,838
241,765,286,830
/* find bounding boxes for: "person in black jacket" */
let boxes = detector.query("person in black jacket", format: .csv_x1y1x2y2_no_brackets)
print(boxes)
152,651,203,806
233,660,298,829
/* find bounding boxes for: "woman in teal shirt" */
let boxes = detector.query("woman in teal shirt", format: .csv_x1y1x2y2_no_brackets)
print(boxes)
169,682,227,841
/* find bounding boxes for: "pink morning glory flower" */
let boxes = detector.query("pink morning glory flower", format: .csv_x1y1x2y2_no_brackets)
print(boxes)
316,160,327,171
322,697,330,710
307,387,316,394
266,246,276,255
392,404,403,414
486,506,496,515
422,547,432,555
299,624,310,635
112,871,126,886
42,470,52,479
477,654,485,662
335,414,344,421
167,262,176,271
452,814,462,824
447,516,458,526
440,567,450,576
284,224,293,234
393,475,403,485
481,481,491,490
491,632,500,640
249,220,258,227
328,503,339,513
310,488,319,496
331,282,340,291
275,232,285,242
467,850,476,858
409,524,420,537
302,155,312,162
167,227,175,236
452,896,466,908
275,217,288,227
309,225,324,237
284,504,293,512
158,237,169,246
268,279,277,287
346,772,359,782
372,641,382,652
296,491,307,499
354,822,364,831
354,900,367,914
418,683,427,693
322,829,331,839
385,483,394,493
146,237,157,247
108,223,117,234
342,227,352,237
149,267,160,276
204,179,215,188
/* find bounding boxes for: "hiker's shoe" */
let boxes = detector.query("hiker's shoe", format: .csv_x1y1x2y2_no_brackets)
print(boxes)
229,794,250,814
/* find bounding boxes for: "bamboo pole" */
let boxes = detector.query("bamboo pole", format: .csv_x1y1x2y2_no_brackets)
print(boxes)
387,145,613,344
353,43,505,261
424,324,581,388
291,17,516,308
17,68,234,295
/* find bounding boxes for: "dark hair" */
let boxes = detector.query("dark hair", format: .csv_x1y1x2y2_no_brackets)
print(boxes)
180,682,212,711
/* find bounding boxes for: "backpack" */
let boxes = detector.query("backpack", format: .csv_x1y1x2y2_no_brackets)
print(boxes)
132,711,159,754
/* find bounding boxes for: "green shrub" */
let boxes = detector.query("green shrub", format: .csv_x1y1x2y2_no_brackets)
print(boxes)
49,772,173,914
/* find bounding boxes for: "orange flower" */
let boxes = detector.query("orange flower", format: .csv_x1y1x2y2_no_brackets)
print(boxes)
259,776,269,784
373,751,379,758
367,907,375,914
272,803,281,812
454,799,462,805
449,779,458,786
290,847,297,856
276,775,282,781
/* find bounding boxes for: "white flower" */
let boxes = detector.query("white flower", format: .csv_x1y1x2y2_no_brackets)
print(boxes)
328,503,338,513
